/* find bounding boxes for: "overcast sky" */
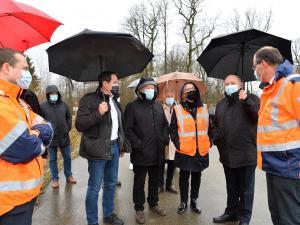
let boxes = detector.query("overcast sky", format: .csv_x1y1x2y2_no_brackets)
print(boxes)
17,0,300,78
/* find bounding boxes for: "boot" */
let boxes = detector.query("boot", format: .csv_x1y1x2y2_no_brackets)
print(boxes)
177,202,187,214
190,198,201,214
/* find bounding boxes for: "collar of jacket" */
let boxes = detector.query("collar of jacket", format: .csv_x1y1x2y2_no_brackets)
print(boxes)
0,79,22,99
225,90,240,105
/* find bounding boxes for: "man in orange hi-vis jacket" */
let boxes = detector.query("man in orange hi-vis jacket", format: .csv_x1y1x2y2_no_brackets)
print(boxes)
0,48,53,225
253,46,300,225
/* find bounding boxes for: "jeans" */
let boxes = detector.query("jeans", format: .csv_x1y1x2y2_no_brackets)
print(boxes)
0,198,36,225
223,165,256,223
49,145,72,181
85,143,120,225
133,165,159,211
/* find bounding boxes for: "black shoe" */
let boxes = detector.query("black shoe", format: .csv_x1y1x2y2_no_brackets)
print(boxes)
166,185,178,194
190,198,201,214
177,202,188,214
239,222,249,225
103,213,124,225
213,213,238,223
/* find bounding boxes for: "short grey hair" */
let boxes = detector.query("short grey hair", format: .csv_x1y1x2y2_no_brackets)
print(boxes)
255,46,283,66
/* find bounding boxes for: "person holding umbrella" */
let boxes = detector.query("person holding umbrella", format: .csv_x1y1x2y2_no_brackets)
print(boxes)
169,82,212,215
75,71,126,225
158,88,178,194
212,75,259,225
124,77,169,224
253,46,300,225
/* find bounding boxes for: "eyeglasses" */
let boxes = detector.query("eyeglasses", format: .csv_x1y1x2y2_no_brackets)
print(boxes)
252,61,262,70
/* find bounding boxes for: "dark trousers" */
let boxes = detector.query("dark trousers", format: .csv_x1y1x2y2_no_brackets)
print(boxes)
223,165,256,223
0,198,36,225
266,173,300,225
133,165,159,211
179,169,201,203
159,160,176,188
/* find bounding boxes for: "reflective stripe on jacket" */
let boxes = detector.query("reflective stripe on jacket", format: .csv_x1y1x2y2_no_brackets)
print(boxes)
0,80,46,215
257,74,300,179
174,104,210,157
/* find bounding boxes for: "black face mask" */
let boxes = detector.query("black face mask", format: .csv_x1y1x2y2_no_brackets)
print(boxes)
186,90,198,101
111,85,120,97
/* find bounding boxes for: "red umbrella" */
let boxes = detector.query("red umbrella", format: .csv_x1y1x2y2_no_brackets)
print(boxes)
0,0,62,51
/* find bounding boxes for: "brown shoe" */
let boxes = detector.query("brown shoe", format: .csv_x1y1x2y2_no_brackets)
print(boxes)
51,180,59,188
66,176,77,184
135,211,145,224
150,205,166,216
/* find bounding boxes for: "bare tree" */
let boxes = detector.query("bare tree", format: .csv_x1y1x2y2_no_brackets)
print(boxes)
166,45,186,72
124,2,162,76
226,8,272,33
159,0,169,74
292,38,300,73
173,0,217,72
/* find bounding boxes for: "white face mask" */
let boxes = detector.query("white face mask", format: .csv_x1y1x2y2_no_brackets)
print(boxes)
225,84,239,96
165,97,175,106
16,70,32,89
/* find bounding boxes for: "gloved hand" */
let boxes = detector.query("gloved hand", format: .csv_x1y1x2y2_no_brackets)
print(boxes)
32,122,53,147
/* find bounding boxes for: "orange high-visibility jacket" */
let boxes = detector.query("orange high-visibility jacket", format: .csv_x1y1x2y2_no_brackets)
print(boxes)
174,104,210,157
257,74,300,179
0,80,46,216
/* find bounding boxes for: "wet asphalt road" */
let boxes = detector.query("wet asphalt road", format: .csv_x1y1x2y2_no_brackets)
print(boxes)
32,147,273,225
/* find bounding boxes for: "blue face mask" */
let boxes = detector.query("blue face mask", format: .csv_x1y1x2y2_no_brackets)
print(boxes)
16,70,32,89
225,84,239,96
165,97,175,106
49,94,58,102
144,89,155,100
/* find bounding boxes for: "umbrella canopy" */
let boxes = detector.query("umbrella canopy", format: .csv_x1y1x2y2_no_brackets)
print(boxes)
197,29,293,82
47,29,154,82
0,0,62,51
156,72,207,101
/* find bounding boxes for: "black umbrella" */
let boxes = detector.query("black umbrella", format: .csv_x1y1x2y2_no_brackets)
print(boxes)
197,29,293,82
46,29,154,82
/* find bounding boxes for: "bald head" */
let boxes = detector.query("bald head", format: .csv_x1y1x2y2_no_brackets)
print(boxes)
224,75,243,88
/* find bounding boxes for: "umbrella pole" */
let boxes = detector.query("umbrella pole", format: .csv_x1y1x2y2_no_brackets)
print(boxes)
99,55,103,74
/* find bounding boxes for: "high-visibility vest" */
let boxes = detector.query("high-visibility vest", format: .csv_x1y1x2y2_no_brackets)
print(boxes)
0,80,44,216
257,74,300,179
174,104,210,157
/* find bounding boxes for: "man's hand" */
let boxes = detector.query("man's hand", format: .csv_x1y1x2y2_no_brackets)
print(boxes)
98,102,108,115
239,90,248,101
30,129,40,137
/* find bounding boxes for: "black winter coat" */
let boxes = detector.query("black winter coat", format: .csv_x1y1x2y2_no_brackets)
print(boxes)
75,89,126,160
40,97,72,148
124,98,169,166
212,93,259,168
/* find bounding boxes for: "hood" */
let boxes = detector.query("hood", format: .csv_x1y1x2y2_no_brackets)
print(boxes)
46,85,61,103
275,60,293,81
135,77,158,101
179,82,203,107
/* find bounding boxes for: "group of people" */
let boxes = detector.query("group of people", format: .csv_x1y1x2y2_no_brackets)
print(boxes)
0,46,299,225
